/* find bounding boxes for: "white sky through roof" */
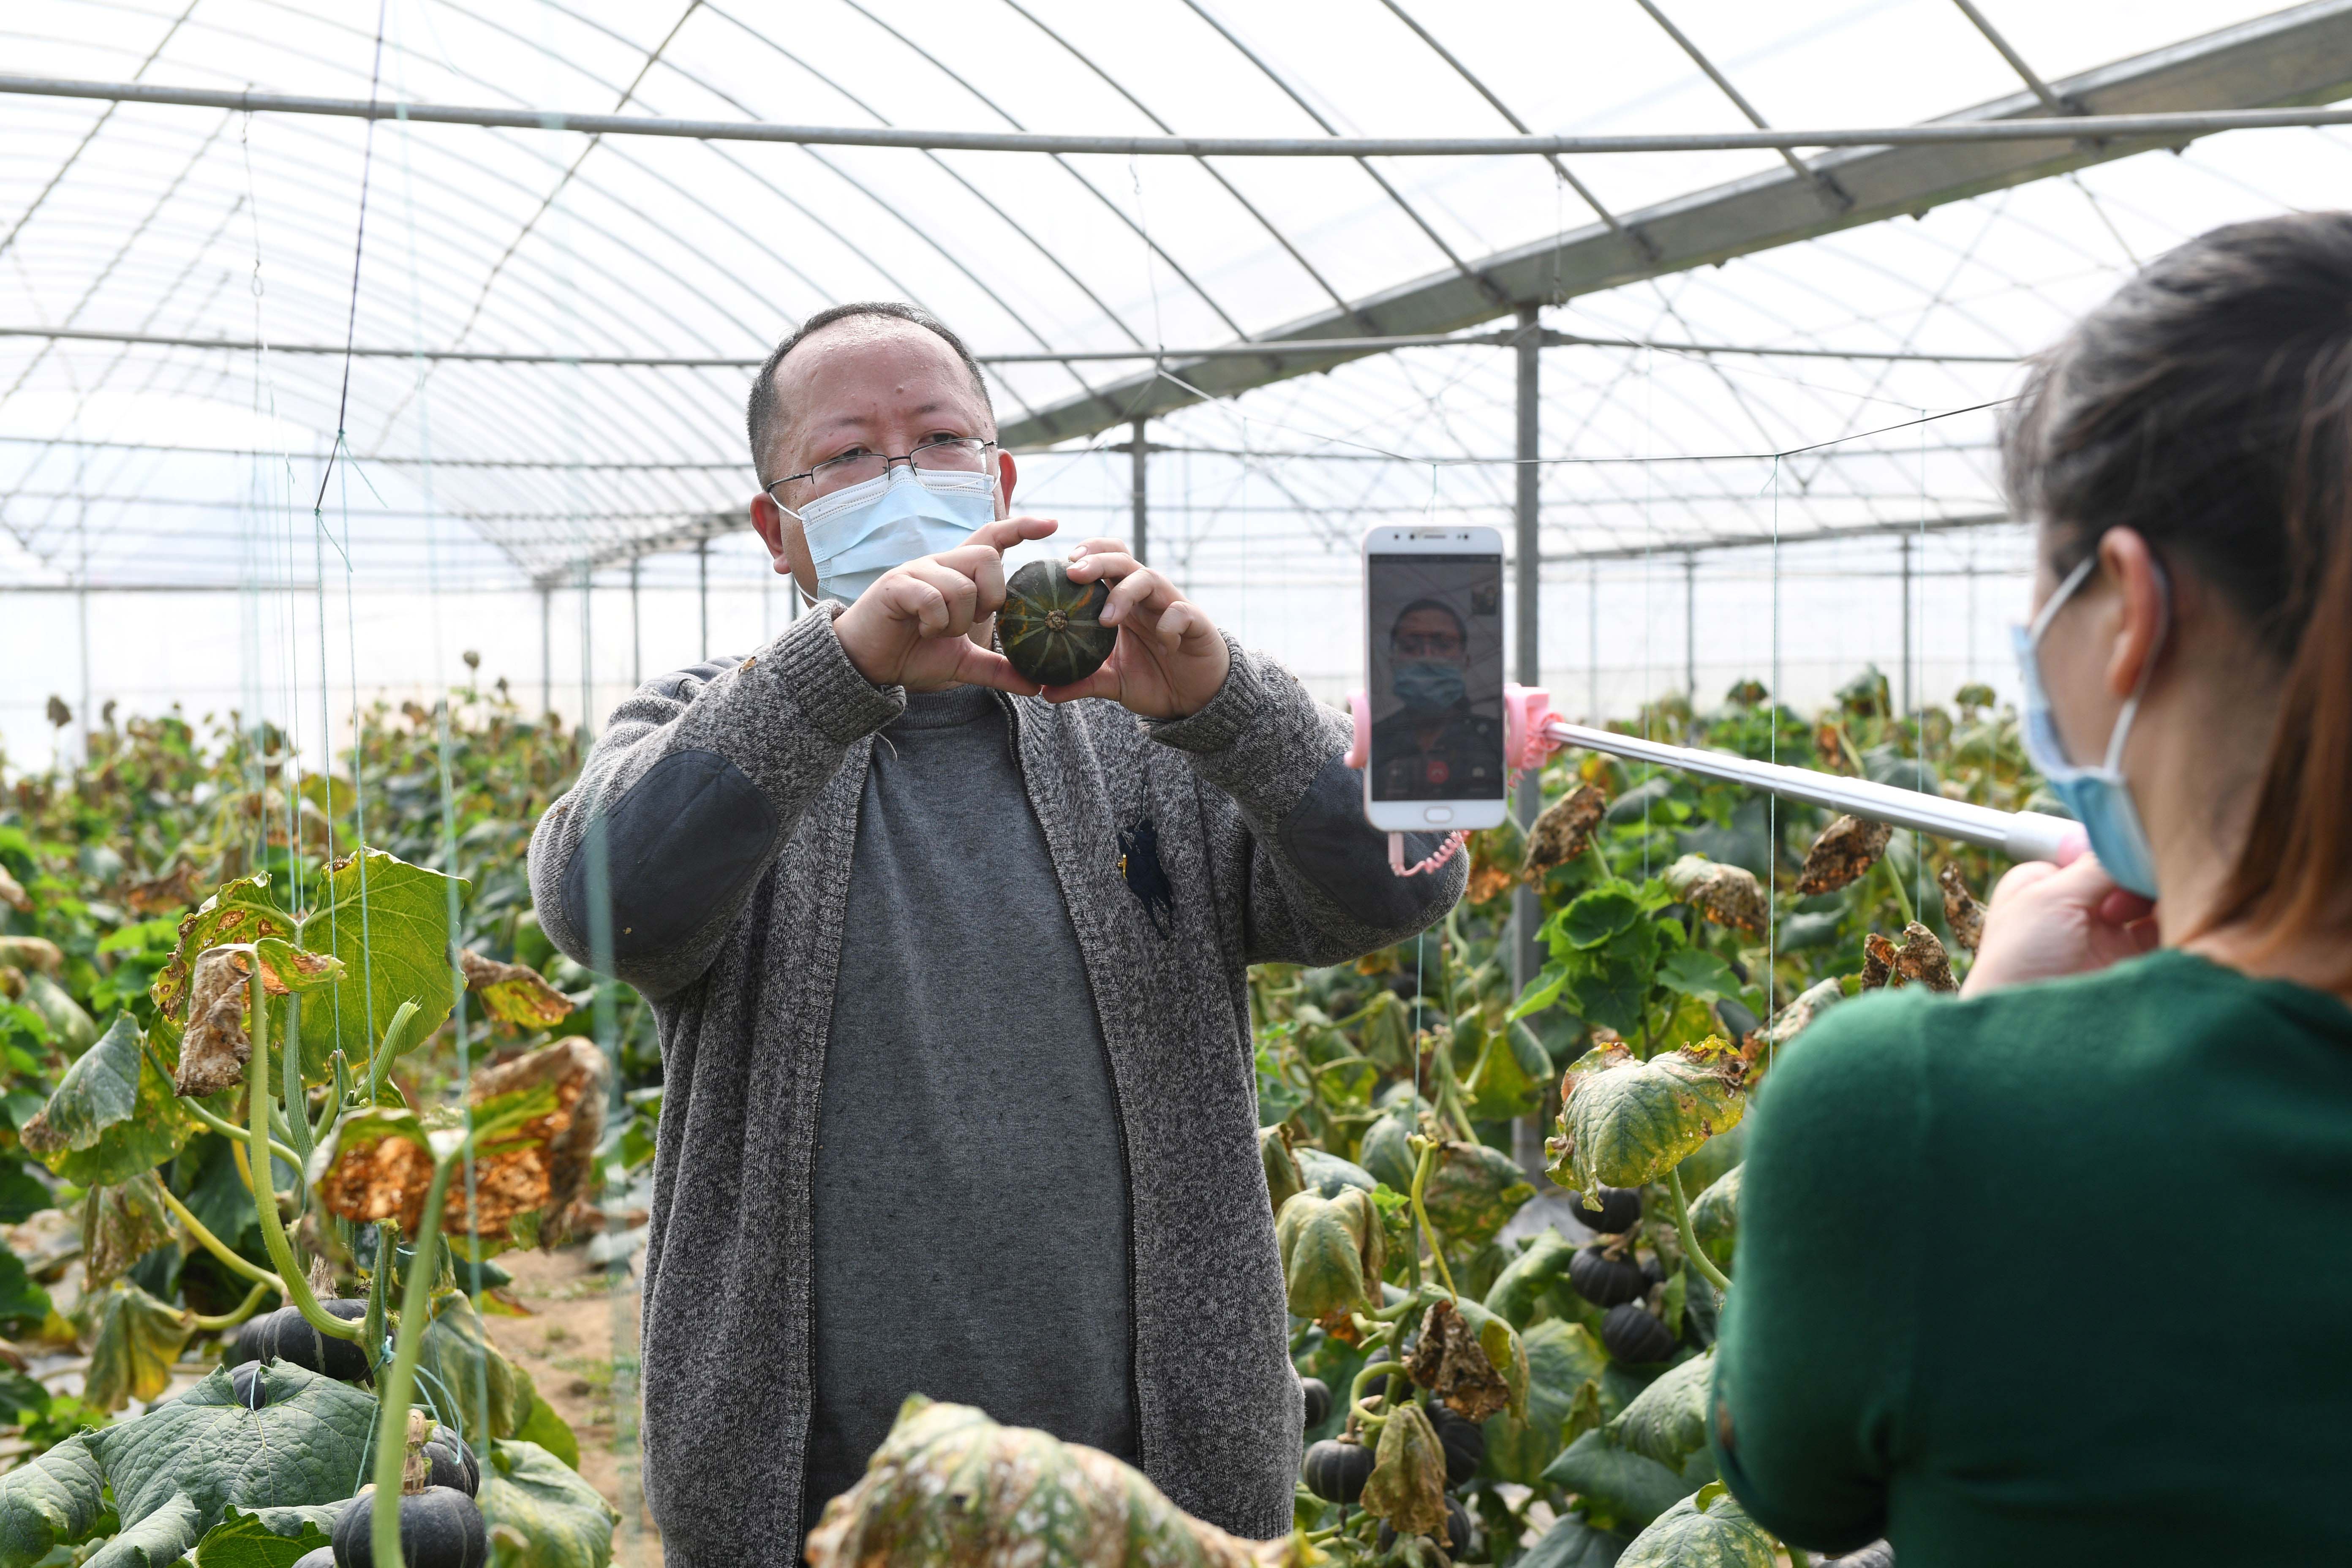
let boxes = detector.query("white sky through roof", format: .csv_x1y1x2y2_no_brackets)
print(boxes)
3,0,2349,766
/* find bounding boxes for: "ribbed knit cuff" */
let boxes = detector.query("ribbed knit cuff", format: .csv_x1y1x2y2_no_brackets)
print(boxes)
767,602,905,745
1144,634,1264,755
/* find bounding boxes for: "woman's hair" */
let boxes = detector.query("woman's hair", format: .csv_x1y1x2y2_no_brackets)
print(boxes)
2002,212,2352,949
2004,212,2352,950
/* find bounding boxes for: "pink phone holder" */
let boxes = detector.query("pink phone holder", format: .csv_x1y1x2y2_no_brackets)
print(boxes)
1347,683,1566,876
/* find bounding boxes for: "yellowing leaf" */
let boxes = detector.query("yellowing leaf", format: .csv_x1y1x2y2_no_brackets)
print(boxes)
1275,1189,1383,1326
21,1015,196,1187
1547,1037,1749,1196
459,950,574,1032
1360,1401,1448,1539
83,1280,193,1412
83,1173,173,1291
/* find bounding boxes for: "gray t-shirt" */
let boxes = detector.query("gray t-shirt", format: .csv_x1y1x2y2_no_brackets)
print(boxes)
802,683,1135,1527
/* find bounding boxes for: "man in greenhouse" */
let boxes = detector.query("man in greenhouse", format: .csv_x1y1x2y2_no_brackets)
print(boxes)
526,300,1464,1565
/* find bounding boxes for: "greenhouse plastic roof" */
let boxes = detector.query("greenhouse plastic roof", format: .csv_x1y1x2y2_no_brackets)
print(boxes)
8,0,2352,594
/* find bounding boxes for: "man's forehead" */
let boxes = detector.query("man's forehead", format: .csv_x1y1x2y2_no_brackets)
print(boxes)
774,317,988,444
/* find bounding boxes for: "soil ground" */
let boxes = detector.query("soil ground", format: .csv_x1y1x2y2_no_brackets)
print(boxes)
480,1244,664,1567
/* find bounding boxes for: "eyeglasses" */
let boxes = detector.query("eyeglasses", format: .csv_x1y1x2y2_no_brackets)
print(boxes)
1392,630,1465,658
765,435,995,503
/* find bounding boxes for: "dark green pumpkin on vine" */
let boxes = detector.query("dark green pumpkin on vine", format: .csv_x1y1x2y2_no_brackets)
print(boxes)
999,561,1118,686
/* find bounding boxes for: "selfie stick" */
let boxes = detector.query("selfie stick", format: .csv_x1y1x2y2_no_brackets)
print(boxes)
1348,685,2083,874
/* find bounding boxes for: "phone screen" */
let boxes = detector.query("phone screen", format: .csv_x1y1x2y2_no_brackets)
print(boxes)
1367,552,1506,802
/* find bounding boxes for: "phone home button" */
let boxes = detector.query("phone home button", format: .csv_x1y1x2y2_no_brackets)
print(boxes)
1423,806,1455,825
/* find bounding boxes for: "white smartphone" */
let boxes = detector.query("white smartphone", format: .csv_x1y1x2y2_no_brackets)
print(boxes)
1361,525,1510,833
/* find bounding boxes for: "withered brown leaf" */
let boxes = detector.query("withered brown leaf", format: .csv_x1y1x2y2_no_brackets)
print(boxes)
1798,814,1894,896
1522,784,1610,882
175,946,256,1097
1938,863,1985,952
448,1037,608,1247
1404,1298,1511,1423
1664,855,1769,932
1861,924,1957,994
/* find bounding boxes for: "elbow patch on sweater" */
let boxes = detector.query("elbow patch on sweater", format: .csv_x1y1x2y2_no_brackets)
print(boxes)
1277,752,1451,929
562,747,778,964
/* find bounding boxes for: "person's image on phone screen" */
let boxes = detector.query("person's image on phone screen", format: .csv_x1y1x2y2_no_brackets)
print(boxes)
1367,555,1505,802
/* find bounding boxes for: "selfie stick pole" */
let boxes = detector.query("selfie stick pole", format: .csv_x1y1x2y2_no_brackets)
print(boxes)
1527,711,2078,863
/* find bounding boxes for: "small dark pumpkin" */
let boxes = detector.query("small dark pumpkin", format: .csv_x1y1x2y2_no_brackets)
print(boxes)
1301,1437,1376,1504
999,561,1117,686
422,1430,480,1498
1568,1245,1649,1309
226,1312,274,1368
330,1486,486,1568
263,1299,372,1382
1299,1375,1331,1430
1427,1404,1485,1488
1601,1302,1675,1364
1376,1496,1477,1556
228,1360,272,1410
1562,1185,1642,1234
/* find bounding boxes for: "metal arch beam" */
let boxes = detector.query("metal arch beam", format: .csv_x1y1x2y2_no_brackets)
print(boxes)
993,0,2352,450
1544,509,2013,564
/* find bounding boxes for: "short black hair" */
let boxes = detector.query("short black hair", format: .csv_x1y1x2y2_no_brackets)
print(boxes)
745,302,994,486
1390,598,1467,645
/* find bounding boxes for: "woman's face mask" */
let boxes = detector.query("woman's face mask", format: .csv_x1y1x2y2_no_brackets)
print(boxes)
1392,660,1467,713
784,464,998,604
2012,552,2171,899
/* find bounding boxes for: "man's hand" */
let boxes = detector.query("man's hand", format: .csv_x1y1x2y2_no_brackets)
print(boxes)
834,517,1058,694
1044,540,1232,719
1958,852,2158,999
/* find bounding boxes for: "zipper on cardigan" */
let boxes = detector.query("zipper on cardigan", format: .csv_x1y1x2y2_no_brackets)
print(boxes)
996,691,1148,1475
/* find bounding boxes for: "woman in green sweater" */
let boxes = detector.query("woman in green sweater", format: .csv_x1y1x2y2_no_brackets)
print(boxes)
1709,212,2352,1565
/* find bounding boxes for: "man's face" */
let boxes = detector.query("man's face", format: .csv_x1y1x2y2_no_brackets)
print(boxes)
1393,607,1465,665
748,318,1018,598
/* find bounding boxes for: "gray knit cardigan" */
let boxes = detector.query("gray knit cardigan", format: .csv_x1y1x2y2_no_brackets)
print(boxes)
527,603,1462,1566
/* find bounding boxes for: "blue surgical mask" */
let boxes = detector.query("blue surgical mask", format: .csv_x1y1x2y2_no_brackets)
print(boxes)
1393,660,1467,713
2012,553,2170,899
787,463,997,604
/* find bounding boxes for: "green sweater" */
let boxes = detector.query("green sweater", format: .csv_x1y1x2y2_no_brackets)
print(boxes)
1709,949,2352,1566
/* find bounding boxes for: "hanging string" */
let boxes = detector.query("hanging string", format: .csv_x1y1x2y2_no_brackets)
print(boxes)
313,0,389,513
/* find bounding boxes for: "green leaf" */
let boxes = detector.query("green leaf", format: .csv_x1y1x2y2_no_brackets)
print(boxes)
1657,948,1742,1004
0,1434,105,1568
1555,887,1645,952
19,974,97,1058
90,1362,377,1535
1421,1140,1537,1256
1547,1038,1749,1196
1518,1515,1633,1568
1276,1190,1382,1323
85,1495,206,1568
1464,1018,1549,1122
0,1158,50,1223
1357,1108,1418,1193
191,1504,337,1568
19,1015,197,1186
293,849,471,1081
1483,1230,1576,1330
1605,1350,1714,1470
84,1280,194,1411
1481,1318,1609,1486
1556,920,1663,1037
479,1440,618,1568
1616,1482,1775,1568
1541,1430,1699,1531
0,1248,49,1332
1294,1148,1377,1199
510,1370,583,1470
1508,965,1570,1023
416,1287,525,1442
85,1492,203,1568
1688,1165,1741,1272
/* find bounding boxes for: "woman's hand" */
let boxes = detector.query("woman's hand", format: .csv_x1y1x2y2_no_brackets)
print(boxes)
1959,853,2158,999
1040,540,1232,719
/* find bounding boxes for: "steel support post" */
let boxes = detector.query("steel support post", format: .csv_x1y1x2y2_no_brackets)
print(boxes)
629,558,642,689
539,586,552,719
1511,306,1545,1179
577,563,594,741
697,539,710,662
1900,536,1915,717
1588,564,1600,725
1131,418,1149,566
1684,551,1697,727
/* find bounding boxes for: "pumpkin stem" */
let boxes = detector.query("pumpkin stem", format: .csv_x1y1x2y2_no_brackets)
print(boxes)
1666,1165,1734,1296
1407,1136,1459,1301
